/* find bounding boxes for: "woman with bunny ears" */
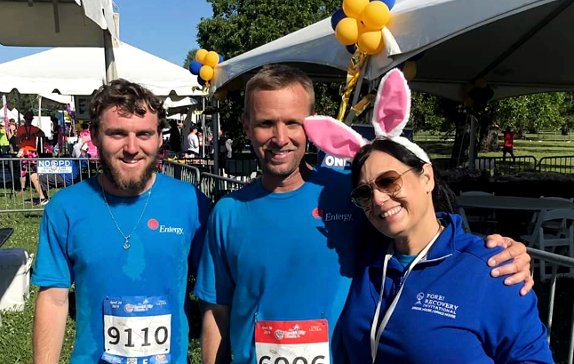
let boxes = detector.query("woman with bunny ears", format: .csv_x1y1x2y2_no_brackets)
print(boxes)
304,69,552,363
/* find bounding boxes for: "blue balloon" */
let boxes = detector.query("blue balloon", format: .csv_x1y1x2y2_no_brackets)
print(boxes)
189,60,202,75
330,8,346,31
197,77,206,86
371,0,395,10
218,54,225,64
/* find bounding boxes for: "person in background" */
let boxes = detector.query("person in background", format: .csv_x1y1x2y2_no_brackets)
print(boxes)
194,64,534,364
15,111,44,194
0,119,12,154
168,119,183,154
8,118,18,152
32,79,211,363
185,125,200,157
78,121,98,158
502,126,515,161
305,69,551,363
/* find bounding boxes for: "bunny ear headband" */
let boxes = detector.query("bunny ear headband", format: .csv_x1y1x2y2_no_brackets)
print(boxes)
304,68,431,164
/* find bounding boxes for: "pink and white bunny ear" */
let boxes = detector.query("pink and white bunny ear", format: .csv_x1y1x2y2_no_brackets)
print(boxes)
372,68,411,138
304,116,366,159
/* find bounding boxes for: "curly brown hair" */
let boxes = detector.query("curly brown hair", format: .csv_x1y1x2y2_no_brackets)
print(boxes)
89,78,167,134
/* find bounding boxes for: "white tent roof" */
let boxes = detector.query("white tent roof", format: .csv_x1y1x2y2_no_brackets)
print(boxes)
0,41,202,96
0,0,117,47
212,0,570,101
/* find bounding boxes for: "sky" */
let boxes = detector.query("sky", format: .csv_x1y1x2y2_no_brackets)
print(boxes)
0,0,212,66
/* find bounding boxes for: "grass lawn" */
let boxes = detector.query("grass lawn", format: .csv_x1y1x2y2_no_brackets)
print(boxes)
1,131,573,363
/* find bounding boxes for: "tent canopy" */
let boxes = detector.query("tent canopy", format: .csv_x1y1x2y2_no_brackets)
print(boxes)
0,0,117,47
212,0,572,102
0,42,202,97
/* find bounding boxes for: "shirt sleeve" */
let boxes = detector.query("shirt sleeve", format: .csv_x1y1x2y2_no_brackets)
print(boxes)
188,186,212,278
194,203,235,305
31,202,73,288
479,278,553,363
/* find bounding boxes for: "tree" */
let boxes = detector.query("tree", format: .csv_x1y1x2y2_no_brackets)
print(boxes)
194,1,342,143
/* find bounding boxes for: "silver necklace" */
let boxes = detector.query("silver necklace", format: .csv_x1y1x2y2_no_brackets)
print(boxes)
100,178,152,250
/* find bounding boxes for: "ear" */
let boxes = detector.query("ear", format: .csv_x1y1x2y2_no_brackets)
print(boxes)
304,116,365,159
422,163,435,193
372,68,411,138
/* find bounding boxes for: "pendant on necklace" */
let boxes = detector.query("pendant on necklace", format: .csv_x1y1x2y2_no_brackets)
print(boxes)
123,237,131,250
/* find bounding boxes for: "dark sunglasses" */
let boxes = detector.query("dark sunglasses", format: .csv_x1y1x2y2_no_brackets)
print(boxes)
350,167,417,209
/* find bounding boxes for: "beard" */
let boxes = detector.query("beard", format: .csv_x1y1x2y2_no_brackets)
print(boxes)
100,151,158,193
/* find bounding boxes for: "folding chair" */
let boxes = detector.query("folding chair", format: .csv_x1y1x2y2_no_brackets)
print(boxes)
521,208,574,282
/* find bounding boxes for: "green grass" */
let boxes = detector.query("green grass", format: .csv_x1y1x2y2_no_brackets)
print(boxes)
414,131,574,161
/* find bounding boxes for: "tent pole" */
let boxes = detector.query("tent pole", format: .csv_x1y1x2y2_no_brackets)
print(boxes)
103,31,117,83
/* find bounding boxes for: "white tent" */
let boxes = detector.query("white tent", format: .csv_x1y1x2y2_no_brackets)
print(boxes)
212,0,572,101
0,0,118,82
0,42,203,97
0,0,117,47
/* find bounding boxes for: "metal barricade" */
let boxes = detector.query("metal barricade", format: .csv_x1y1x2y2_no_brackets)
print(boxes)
527,248,574,364
0,157,100,213
199,172,249,202
161,160,201,185
539,156,574,174
474,156,538,175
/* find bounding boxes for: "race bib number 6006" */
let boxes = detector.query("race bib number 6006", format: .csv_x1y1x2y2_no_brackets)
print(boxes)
102,296,172,364
255,319,330,364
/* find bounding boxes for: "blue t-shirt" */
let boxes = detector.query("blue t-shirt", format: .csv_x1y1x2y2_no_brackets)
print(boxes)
341,213,553,363
32,173,211,363
194,167,365,364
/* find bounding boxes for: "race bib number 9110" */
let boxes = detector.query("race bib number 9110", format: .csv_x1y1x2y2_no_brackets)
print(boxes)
102,296,172,364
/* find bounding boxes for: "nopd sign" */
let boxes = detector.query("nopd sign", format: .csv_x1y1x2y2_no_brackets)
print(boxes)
37,160,73,174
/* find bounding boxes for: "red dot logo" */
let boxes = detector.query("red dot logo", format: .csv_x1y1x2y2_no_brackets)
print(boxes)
312,208,324,219
147,218,159,230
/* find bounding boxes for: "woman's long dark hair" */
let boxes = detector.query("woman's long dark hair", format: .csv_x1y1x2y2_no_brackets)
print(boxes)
351,138,457,213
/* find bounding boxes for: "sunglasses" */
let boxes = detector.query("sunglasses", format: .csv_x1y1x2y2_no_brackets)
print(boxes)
350,167,417,209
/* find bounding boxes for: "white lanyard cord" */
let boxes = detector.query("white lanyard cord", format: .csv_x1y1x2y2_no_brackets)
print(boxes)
369,227,443,363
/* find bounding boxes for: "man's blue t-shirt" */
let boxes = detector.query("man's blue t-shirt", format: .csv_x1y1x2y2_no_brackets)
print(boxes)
32,173,211,363
195,167,365,363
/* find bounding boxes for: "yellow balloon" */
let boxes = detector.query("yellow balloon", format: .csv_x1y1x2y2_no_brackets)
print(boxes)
403,61,417,81
361,1,391,31
343,0,369,19
357,30,385,55
204,51,220,68
199,65,214,81
195,49,208,64
335,17,360,46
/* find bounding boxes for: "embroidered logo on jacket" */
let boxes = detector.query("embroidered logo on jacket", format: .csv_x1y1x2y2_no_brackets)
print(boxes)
411,292,459,319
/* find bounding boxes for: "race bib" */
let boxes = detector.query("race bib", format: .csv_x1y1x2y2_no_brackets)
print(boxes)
101,296,172,364
255,319,330,364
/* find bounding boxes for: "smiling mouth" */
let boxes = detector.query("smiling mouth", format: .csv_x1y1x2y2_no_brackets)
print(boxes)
379,205,403,219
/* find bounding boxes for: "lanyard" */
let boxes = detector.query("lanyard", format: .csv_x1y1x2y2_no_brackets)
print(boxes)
369,226,443,363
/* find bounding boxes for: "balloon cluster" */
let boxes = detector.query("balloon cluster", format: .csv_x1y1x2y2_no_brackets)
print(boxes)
188,49,224,86
462,79,495,110
331,0,395,55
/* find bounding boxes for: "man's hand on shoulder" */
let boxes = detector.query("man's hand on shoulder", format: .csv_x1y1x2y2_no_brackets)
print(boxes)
485,234,533,296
